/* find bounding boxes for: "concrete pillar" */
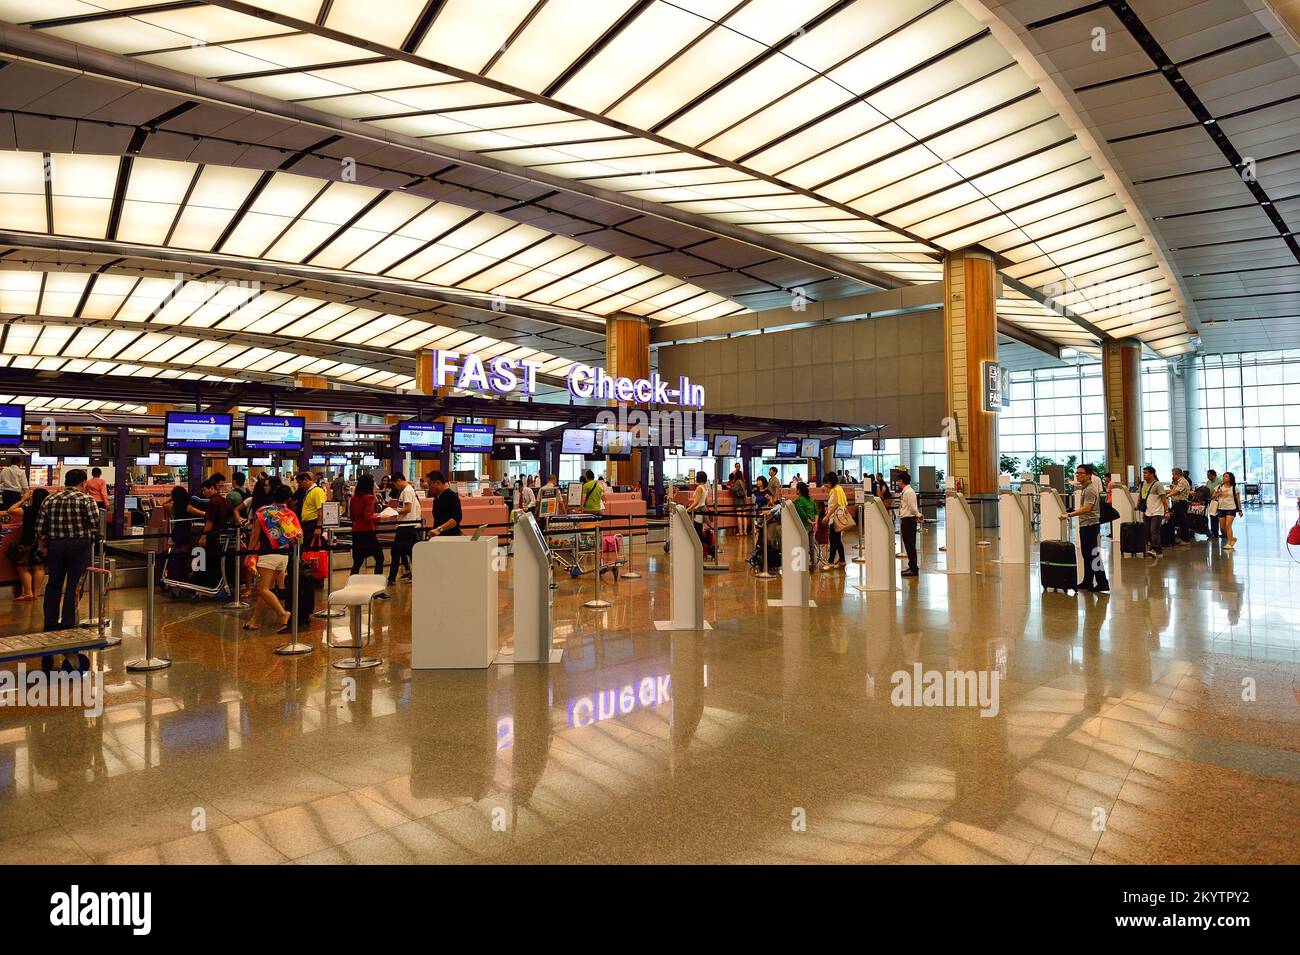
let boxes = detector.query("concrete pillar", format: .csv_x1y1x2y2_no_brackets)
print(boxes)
604,314,650,486
1102,338,1144,484
1181,355,1202,478
943,248,999,494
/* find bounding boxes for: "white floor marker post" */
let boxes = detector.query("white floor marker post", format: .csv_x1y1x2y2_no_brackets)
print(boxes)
654,503,711,631
769,499,815,607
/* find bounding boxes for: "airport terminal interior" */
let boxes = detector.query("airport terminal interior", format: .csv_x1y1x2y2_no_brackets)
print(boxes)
0,0,1297,867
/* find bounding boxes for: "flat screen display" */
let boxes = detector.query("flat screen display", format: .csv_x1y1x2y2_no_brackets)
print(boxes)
251,456,273,466
361,455,379,466
776,438,799,458
800,438,820,458
561,429,595,455
397,421,444,451
0,404,23,446
602,430,633,454
63,456,90,466
227,457,248,467
308,454,327,465
135,453,159,466
328,455,349,465
31,454,57,466
245,414,304,451
834,438,854,458
124,495,139,510
452,423,495,452
683,436,708,456
164,453,188,466
713,434,738,456
165,411,232,450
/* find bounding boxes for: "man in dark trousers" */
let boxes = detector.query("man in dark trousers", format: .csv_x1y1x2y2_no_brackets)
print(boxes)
425,470,462,537
897,470,921,577
34,468,102,630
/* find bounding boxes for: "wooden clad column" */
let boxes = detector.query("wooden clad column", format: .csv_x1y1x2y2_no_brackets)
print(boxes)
605,314,650,486
943,248,999,494
295,375,328,423
1103,338,1144,483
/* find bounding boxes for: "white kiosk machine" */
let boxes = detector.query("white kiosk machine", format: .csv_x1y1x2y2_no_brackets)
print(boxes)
510,514,562,663
855,495,895,592
411,537,499,668
945,491,975,574
770,499,815,608
998,489,1031,564
1039,487,1085,579
655,503,711,631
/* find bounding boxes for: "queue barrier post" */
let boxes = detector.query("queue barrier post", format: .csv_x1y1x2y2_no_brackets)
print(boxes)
275,540,313,656
222,531,251,611
621,513,641,580
584,515,612,609
126,550,170,671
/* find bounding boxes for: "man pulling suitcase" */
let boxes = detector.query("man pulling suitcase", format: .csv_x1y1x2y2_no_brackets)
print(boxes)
1059,464,1109,593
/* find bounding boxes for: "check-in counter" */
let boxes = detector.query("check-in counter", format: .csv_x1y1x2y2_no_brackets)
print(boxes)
601,491,647,526
421,494,509,539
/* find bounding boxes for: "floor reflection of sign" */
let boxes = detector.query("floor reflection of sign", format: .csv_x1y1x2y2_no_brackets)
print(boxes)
568,674,671,728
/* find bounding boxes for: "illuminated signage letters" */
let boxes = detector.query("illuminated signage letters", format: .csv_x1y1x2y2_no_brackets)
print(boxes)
431,349,704,408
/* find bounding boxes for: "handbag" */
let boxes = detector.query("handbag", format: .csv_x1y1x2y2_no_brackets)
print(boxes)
1099,501,1119,523
831,507,855,532
1207,500,1219,517
303,536,329,581
1287,520,1300,547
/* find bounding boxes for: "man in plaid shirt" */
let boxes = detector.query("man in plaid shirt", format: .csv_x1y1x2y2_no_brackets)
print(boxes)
34,468,102,630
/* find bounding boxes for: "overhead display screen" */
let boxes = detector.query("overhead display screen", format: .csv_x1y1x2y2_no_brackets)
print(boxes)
776,438,799,458
713,434,737,456
800,438,820,458
683,436,708,456
602,430,633,454
0,404,23,447
834,439,855,458
165,412,232,450
164,453,188,466
451,423,495,451
561,429,595,455
245,414,304,451
397,421,445,451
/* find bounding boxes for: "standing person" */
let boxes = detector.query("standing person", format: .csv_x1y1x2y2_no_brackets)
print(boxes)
730,468,750,535
196,474,238,591
1205,469,1223,539
0,456,28,509
243,485,299,632
381,472,419,585
1169,468,1192,544
1137,466,1169,559
537,474,564,516
330,471,347,509
768,467,781,499
348,474,385,585
295,471,326,545
249,474,272,512
7,487,48,602
33,468,100,631
1213,471,1241,549
425,470,462,538
686,470,709,547
898,470,921,578
824,472,848,568
228,471,250,515
794,481,818,565
83,468,109,510
1060,464,1109,593
580,469,604,515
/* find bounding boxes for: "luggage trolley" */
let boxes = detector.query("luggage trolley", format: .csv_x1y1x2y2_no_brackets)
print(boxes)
159,517,236,600
544,512,623,579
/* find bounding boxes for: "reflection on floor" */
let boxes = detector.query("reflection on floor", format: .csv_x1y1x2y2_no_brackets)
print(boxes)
1,509,1297,864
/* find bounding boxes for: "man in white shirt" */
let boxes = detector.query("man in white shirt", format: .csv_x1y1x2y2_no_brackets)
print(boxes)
381,472,420,583
1138,466,1170,558
898,470,922,577
0,456,28,509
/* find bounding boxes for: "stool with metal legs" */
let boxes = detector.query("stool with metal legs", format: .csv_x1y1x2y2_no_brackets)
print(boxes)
327,573,385,670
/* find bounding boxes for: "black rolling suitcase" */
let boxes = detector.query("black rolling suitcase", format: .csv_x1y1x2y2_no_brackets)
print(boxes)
1190,509,1209,536
1040,539,1077,593
1119,521,1146,557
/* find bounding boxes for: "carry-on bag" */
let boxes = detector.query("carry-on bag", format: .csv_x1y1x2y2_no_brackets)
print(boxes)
1040,539,1076,593
1119,520,1147,557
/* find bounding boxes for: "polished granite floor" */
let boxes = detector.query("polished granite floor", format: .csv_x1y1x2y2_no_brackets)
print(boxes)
1,508,1297,865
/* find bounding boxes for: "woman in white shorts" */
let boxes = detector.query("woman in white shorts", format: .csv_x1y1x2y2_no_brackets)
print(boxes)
244,485,301,632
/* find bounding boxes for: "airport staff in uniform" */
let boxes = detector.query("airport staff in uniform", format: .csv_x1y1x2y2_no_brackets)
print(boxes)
0,457,28,509
898,470,921,577
34,468,101,631
296,471,326,544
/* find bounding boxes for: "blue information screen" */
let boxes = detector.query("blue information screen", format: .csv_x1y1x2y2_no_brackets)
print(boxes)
452,423,495,451
398,421,445,451
0,404,23,446
165,412,232,450
245,414,304,450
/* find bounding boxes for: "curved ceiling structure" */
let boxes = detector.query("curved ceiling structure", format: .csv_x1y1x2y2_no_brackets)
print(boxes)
1,0,1269,405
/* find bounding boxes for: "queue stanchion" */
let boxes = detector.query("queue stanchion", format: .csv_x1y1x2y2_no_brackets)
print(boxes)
275,540,313,655
852,502,867,563
313,528,344,619
78,537,102,626
584,516,612,609
621,514,641,580
126,550,170,671
221,531,250,611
